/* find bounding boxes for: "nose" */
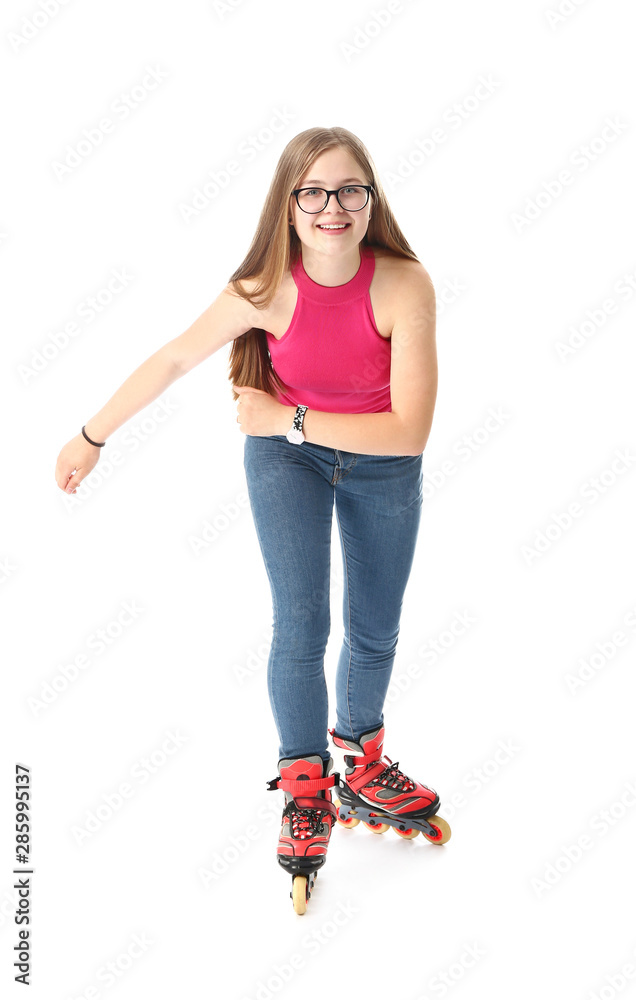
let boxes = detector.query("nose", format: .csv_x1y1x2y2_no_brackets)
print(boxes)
323,191,345,212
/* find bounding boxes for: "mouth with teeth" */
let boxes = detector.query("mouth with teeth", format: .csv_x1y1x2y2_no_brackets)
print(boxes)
316,223,351,233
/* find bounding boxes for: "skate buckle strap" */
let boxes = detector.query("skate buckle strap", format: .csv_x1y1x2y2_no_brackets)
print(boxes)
266,772,340,794
348,760,386,789
356,749,383,765
292,796,338,820
347,753,416,792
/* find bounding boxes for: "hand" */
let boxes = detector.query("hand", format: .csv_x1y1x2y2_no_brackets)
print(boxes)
55,434,102,494
234,385,291,437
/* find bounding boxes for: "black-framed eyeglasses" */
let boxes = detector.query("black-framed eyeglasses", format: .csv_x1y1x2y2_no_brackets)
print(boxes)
292,185,373,214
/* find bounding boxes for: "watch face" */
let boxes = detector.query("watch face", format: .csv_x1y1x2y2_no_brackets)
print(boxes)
287,428,304,444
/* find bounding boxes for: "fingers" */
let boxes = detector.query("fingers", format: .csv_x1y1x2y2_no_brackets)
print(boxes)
61,467,79,494
65,469,79,494
55,436,100,494
54,457,80,494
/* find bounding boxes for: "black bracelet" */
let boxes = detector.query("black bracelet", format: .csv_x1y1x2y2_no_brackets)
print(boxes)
82,425,106,448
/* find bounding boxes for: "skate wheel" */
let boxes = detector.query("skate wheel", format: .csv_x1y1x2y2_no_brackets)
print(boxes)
292,875,307,915
394,827,419,840
422,815,451,845
364,821,390,834
334,798,360,829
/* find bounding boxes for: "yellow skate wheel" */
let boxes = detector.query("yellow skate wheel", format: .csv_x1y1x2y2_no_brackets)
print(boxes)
422,815,451,845
394,826,420,840
292,875,307,915
334,798,360,829
364,821,390,834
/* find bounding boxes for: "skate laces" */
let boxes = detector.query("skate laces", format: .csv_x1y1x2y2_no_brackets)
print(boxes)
289,804,331,840
370,758,415,793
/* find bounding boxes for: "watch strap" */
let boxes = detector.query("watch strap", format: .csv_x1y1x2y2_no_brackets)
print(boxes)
292,405,308,434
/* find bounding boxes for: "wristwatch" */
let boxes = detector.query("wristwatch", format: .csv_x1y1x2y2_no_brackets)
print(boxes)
286,405,308,444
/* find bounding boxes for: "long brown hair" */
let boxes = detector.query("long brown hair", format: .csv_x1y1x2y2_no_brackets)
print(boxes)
226,126,420,401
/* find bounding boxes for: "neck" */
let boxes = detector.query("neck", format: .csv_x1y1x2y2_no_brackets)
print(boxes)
300,244,363,286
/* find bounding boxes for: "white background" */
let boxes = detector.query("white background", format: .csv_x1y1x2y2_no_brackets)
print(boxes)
2,1,635,997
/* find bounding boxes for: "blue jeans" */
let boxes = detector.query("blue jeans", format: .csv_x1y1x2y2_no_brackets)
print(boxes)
243,434,423,763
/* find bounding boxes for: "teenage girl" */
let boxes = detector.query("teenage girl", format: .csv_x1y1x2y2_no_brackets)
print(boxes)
55,126,450,915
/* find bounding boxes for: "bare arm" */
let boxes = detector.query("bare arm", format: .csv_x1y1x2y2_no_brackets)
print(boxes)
279,265,437,456
55,284,254,493
82,346,183,444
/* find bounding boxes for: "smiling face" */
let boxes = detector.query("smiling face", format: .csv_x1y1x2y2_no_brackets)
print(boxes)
288,146,373,257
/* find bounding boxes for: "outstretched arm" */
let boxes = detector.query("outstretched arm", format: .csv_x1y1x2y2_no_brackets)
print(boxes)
55,284,255,493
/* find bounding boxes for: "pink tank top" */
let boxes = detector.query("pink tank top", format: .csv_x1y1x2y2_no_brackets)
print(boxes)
265,244,392,413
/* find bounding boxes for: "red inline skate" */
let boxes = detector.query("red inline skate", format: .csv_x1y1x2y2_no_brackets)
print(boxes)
267,754,339,914
329,726,451,844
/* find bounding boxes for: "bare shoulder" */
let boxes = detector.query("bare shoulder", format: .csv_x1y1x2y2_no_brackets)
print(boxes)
224,275,271,327
370,248,434,332
227,275,260,296
227,271,296,332
229,271,291,301
371,246,433,288
225,275,261,306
